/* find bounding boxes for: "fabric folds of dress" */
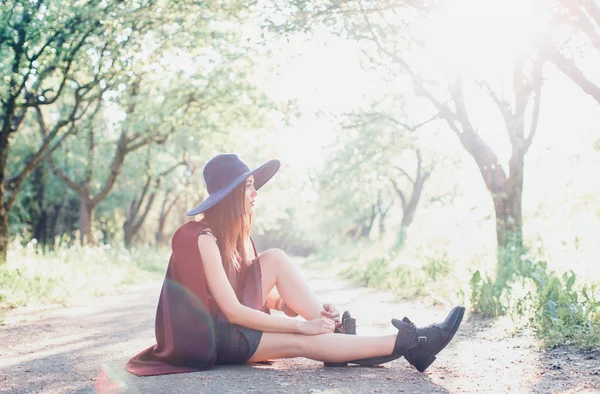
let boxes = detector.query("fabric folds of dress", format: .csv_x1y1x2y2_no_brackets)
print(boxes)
125,221,266,376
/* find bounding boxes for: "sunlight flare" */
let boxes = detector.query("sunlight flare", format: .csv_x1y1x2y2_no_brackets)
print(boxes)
418,0,553,73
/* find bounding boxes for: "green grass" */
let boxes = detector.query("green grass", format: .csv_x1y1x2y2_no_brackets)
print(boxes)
306,241,466,306
0,240,168,312
311,241,600,350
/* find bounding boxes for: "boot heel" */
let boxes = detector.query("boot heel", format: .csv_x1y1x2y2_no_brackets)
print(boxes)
324,362,348,367
412,355,436,372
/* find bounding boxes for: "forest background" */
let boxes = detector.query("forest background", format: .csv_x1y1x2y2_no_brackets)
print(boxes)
1,0,599,350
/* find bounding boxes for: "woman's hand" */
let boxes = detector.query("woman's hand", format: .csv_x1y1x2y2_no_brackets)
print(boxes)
321,303,341,327
298,316,336,335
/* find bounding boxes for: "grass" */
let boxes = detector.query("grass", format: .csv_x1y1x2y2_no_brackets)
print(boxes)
0,239,168,313
307,240,467,306
310,240,600,350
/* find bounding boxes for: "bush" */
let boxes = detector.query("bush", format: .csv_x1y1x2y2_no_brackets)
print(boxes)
470,256,600,349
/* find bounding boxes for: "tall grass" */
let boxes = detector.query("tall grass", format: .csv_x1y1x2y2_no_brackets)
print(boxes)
0,238,168,311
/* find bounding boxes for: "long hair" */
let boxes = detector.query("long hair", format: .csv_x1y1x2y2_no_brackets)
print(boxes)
202,181,253,293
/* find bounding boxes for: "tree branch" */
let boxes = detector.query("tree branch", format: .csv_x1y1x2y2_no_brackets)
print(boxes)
583,1,600,26
560,0,600,52
544,43,600,105
4,88,86,210
393,165,415,185
524,60,543,153
479,81,513,129
389,178,407,212
90,133,127,207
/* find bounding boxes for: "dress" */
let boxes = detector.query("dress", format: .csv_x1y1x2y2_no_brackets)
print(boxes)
125,220,268,376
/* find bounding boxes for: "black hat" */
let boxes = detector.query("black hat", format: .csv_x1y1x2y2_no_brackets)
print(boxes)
186,154,280,216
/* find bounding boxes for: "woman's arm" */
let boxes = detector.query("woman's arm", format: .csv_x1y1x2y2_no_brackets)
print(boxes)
198,235,306,333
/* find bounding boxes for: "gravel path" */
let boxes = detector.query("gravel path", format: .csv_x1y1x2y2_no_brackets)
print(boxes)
1,263,599,393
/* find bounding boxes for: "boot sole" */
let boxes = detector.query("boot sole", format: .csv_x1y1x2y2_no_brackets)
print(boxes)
348,354,400,367
324,362,348,367
408,306,465,372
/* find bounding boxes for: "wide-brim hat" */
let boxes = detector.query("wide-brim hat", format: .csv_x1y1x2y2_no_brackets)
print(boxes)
186,153,280,216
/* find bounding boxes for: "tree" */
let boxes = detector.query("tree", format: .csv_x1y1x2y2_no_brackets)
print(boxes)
47,74,185,245
265,1,544,277
0,0,160,262
3,0,289,252
123,148,185,248
317,104,434,249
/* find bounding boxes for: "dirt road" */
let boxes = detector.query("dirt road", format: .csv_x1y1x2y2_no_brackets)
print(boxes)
1,263,598,393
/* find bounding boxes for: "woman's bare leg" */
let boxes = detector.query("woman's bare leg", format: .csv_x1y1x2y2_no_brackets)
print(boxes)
248,332,397,363
258,248,325,320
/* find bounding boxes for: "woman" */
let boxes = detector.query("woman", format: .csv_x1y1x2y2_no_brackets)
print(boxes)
126,154,464,376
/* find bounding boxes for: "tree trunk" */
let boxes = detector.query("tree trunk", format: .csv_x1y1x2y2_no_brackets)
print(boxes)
492,152,524,286
32,163,49,246
123,221,134,248
155,205,172,245
33,209,49,247
47,200,64,247
78,186,95,245
494,191,523,252
123,191,156,248
396,225,408,250
156,192,179,246
0,133,9,264
0,203,8,264
391,152,431,251
360,205,377,238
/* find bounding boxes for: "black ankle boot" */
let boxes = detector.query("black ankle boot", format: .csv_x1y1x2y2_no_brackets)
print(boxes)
397,305,465,372
348,306,465,370
324,311,356,367
347,315,421,367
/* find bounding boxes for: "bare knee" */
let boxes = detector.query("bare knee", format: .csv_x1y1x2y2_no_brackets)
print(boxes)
286,334,310,356
259,248,290,270
258,249,289,298
260,248,289,262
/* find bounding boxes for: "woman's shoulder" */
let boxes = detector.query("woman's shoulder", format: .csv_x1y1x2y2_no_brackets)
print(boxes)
172,221,211,241
199,228,217,242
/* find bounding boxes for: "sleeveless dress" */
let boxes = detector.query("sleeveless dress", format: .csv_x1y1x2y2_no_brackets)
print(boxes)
125,220,267,376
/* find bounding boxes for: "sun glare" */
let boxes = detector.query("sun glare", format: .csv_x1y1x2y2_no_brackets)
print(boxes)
419,0,552,73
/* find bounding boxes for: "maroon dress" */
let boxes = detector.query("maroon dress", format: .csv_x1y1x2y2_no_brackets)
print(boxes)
125,221,268,376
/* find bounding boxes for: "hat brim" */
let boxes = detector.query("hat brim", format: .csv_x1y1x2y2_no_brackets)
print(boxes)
185,159,281,216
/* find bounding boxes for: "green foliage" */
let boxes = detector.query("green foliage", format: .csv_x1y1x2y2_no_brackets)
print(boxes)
469,270,509,317
342,249,454,300
0,239,167,310
470,255,600,349
2,0,293,252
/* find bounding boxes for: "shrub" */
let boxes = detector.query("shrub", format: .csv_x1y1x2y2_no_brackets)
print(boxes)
470,256,600,349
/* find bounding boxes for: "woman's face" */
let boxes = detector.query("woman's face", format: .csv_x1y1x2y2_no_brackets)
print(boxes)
245,175,258,212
